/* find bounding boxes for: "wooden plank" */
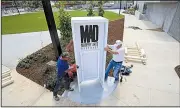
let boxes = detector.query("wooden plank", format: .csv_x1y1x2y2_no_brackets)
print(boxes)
125,47,127,54
2,71,11,75
128,54,141,56
125,56,147,60
127,47,138,50
2,80,14,88
128,51,140,54
2,73,11,78
136,42,140,50
2,76,12,82
126,59,142,62
127,50,139,52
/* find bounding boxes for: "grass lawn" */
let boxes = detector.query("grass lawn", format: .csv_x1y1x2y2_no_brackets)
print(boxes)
2,10,124,35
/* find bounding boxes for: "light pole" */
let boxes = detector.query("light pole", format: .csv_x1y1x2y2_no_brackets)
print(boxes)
42,0,62,59
119,0,121,15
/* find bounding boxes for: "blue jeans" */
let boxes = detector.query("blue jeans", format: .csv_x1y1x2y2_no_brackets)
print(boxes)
105,59,123,80
53,73,70,96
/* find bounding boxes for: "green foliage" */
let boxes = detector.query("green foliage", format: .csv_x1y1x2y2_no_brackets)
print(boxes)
87,2,95,16
17,51,49,69
58,2,72,40
134,4,138,10
86,1,99,7
54,1,60,9
128,8,136,15
122,7,135,15
22,1,42,10
17,57,32,69
43,65,57,91
59,37,71,52
98,1,104,17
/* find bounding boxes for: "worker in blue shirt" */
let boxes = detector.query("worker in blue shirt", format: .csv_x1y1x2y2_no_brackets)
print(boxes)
53,52,74,101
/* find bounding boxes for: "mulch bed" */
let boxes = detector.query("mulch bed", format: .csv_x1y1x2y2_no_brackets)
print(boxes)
16,44,67,94
175,65,180,78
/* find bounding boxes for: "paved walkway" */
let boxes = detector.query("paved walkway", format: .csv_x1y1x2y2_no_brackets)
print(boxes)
1,10,180,106
2,30,60,69
2,11,37,17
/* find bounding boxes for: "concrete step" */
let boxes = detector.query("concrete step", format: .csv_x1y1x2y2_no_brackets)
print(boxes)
2,65,14,88
2,79,14,88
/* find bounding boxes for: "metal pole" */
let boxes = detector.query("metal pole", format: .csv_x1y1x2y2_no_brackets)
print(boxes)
126,1,127,9
41,0,62,59
119,0,121,15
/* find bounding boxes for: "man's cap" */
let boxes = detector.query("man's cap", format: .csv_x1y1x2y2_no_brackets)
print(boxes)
115,40,122,45
61,52,69,58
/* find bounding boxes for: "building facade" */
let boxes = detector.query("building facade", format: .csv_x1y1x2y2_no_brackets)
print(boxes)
135,1,180,42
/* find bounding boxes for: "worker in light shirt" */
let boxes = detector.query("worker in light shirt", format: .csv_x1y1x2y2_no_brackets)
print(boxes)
104,40,125,82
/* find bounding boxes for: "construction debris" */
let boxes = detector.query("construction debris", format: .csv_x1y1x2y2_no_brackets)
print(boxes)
128,26,142,30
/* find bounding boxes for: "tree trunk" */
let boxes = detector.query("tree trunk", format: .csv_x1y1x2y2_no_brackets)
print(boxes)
126,1,127,9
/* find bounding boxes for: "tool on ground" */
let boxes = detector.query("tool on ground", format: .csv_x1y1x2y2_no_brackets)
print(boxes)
119,64,133,82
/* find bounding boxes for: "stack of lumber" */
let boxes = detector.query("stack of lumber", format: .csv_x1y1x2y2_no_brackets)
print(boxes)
2,68,14,88
124,42,147,65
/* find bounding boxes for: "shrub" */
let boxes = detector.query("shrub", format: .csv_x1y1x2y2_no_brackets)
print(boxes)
134,4,138,10
24,63,30,69
128,8,135,15
58,2,72,40
122,7,135,15
98,1,104,17
43,65,57,91
87,2,95,16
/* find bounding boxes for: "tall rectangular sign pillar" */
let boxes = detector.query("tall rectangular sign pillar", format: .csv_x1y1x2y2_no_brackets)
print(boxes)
71,17,109,92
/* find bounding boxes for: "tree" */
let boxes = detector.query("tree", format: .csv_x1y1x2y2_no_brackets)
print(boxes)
98,1,104,17
87,1,95,16
13,0,20,15
22,1,42,11
54,1,61,9
58,2,72,40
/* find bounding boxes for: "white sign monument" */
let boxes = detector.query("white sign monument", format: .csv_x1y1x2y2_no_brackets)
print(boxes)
71,17,109,92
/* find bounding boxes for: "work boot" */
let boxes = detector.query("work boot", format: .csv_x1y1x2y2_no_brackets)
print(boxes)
54,95,59,101
114,78,119,83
